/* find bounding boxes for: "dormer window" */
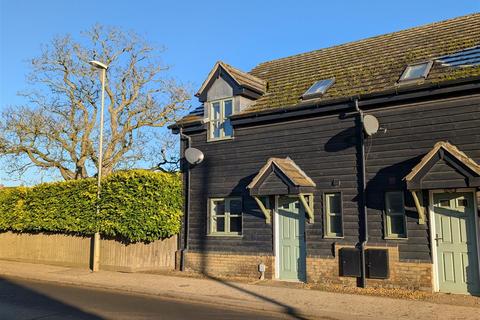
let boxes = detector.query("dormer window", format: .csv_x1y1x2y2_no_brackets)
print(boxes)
195,61,266,142
209,98,233,140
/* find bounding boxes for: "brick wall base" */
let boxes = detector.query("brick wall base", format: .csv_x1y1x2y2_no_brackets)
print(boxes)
183,247,433,291
184,251,274,279
307,245,433,291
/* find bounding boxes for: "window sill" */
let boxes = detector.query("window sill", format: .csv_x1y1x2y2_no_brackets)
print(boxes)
384,236,408,240
207,136,234,143
207,234,243,238
207,136,233,142
324,235,344,239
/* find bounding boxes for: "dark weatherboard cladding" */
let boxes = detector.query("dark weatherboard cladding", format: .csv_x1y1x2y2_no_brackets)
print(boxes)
173,13,480,293
185,111,360,256
182,90,480,261
364,94,480,261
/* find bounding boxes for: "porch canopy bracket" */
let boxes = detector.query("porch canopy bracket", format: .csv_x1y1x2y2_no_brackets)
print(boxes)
247,157,316,224
299,193,314,223
410,190,426,225
404,141,480,224
253,196,272,224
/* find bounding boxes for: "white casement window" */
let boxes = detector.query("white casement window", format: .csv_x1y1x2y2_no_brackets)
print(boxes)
385,191,407,238
209,197,242,236
324,192,343,238
209,99,233,140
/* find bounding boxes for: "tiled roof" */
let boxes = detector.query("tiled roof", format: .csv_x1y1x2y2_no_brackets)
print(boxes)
404,141,480,182
179,13,480,125
221,62,267,94
174,105,204,126
247,157,316,190
247,13,480,112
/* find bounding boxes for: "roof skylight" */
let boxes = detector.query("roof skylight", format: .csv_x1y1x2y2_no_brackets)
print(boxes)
302,78,335,99
398,61,433,82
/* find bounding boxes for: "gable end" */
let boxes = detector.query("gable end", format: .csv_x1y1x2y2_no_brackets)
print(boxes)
196,62,266,103
405,142,480,189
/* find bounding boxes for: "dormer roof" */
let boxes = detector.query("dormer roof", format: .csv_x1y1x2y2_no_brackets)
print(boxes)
195,61,267,102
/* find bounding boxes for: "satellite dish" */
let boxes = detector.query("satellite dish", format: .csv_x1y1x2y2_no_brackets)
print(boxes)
185,147,204,165
363,115,379,136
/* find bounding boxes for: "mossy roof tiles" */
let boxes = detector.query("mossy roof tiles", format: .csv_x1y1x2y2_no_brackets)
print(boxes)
247,13,480,112
180,13,480,124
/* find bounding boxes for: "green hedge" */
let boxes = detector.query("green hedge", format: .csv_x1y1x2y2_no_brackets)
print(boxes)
0,170,182,242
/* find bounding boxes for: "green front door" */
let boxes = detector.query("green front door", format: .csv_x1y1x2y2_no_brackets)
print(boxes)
278,196,306,281
434,192,480,294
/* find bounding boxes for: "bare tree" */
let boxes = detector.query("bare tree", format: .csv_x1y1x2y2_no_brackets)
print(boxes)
148,133,180,173
0,25,189,180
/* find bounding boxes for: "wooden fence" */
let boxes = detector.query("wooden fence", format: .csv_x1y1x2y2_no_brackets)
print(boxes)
0,232,177,272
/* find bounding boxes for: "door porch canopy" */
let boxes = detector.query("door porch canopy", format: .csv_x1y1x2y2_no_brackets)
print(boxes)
247,157,316,224
404,141,480,224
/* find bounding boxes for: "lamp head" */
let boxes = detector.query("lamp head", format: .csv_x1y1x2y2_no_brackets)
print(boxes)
88,60,108,70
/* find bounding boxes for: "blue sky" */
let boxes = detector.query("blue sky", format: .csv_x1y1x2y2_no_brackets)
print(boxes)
1,0,479,185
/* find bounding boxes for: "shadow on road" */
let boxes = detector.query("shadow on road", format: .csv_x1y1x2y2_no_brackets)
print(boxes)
190,160,310,320
0,277,103,319
204,273,310,320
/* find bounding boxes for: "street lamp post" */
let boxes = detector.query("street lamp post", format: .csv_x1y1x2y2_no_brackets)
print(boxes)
89,60,108,272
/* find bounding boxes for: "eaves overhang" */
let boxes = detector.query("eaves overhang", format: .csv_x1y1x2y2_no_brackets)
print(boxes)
171,76,480,131
230,76,480,127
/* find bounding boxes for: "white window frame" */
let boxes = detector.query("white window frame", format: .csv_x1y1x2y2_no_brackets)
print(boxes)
324,192,343,238
302,78,335,100
208,98,234,141
398,61,433,83
384,191,408,239
208,197,242,236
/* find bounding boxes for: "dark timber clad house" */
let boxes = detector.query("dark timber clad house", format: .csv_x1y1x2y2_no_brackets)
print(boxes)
171,13,480,295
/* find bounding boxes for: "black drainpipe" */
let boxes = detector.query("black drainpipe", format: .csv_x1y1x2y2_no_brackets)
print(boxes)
355,99,369,288
179,128,191,272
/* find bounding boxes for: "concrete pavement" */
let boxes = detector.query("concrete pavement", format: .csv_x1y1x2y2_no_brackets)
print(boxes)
0,260,479,320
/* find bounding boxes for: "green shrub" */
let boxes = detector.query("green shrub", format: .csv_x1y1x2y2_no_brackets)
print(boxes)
0,170,182,242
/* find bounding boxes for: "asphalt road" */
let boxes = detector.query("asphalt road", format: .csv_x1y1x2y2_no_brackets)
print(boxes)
0,277,291,320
